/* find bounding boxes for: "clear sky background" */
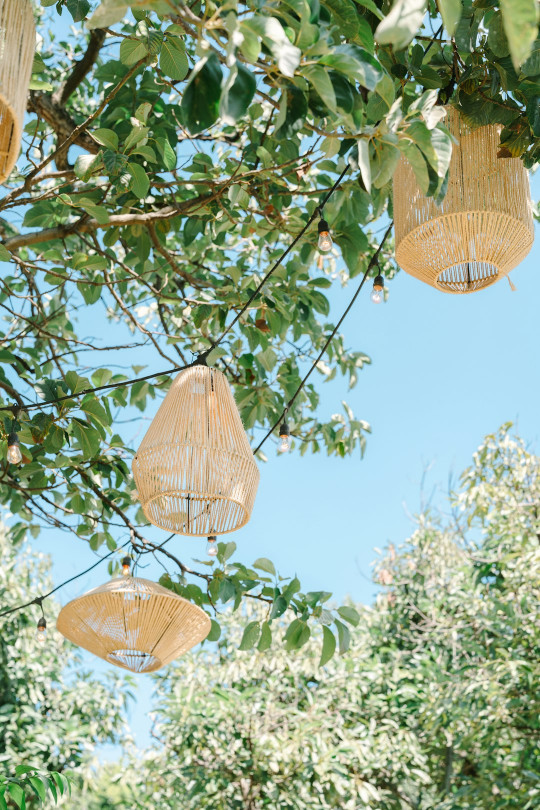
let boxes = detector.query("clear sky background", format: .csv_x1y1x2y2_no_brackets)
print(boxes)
26,169,539,755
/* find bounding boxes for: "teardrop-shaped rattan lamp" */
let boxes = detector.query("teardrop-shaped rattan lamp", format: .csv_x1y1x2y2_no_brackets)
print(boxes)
393,107,534,293
132,364,260,536
0,0,35,183
56,576,211,673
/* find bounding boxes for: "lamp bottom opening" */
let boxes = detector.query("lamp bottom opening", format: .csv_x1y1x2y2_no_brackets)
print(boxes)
107,648,161,673
436,261,499,293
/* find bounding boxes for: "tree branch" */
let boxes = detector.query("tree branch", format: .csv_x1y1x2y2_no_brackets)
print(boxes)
53,29,107,106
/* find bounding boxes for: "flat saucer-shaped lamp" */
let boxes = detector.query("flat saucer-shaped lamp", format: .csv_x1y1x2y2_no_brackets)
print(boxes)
56,576,211,673
393,107,534,293
132,365,260,536
0,0,35,183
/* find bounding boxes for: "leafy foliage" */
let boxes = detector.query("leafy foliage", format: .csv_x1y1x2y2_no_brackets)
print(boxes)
88,426,540,809
0,527,129,796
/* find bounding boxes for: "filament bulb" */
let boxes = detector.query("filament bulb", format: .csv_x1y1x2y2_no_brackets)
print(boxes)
121,557,131,576
317,217,332,253
207,536,218,557
7,433,22,465
371,274,384,304
36,617,47,644
279,419,290,452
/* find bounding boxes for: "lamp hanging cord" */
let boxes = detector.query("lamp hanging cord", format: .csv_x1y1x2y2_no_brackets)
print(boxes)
253,222,393,455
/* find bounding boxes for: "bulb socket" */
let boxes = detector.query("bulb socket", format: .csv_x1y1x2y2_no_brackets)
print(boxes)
279,420,290,439
373,274,384,292
317,218,330,235
37,617,47,631
207,535,217,543
7,432,19,448
121,556,131,568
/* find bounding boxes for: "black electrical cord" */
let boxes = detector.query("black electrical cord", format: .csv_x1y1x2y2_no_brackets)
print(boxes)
0,165,352,415
253,222,393,455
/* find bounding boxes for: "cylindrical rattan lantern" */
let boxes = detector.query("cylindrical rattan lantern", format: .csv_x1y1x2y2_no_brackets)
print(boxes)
132,364,260,536
56,576,211,673
393,107,534,293
0,0,35,183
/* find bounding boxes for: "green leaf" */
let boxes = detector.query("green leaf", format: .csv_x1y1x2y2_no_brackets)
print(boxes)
127,163,150,198
257,621,272,651
375,0,427,50
7,784,24,809
156,138,176,170
120,37,148,66
284,618,310,650
320,625,336,666
217,541,236,563
70,419,101,459
0,244,11,262
28,776,46,803
88,0,127,28
438,0,462,36
239,620,260,650
253,557,276,576
66,0,90,22
220,63,257,124
526,95,540,135
500,0,538,69
335,618,351,654
337,605,360,626
207,619,221,641
181,54,223,134
92,128,119,150
160,36,189,80
74,153,101,181
319,45,383,90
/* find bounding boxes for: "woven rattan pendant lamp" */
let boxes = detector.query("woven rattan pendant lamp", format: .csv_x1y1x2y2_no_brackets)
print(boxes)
56,575,211,673
393,107,534,293
132,364,259,536
0,0,35,183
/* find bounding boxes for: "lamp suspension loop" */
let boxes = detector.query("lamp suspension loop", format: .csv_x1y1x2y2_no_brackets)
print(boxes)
0,0,35,183
393,107,534,294
56,576,211,673
132,365,260,536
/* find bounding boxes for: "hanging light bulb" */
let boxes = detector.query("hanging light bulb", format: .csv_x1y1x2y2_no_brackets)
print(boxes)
121,557,131,576
317,217,332,252
370,274,385,304
6,432,22,464
279,418,290,452
206,536,218,557
36,617,47,644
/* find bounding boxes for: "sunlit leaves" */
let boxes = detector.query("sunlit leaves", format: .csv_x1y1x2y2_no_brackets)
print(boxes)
375,0,427,50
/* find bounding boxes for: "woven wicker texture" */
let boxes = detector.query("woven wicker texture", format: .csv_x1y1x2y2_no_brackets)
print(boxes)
394,107,534,293
0,0,35,183
132,365,259,536
56,576,211,673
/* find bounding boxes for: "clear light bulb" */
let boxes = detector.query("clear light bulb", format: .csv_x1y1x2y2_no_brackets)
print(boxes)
370,288,383,304
371,274,385,305
317,217,332,253
318,231,332,252
36,619,47,644
7,432,22,465
279,435,290,452
207,537,218,557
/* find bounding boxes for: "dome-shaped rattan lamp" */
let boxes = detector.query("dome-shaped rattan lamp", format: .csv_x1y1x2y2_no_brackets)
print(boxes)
0,0,35,183
132,364,259,536
393,107,534,293
56,575,211,673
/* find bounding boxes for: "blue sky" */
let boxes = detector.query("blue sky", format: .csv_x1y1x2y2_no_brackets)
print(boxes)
27,170,540,753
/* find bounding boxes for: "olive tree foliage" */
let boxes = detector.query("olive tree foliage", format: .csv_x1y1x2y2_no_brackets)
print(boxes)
0,0,539,652
88,426,539,810
0,526,129,807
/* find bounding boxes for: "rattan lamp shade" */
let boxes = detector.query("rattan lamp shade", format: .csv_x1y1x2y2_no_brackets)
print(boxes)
393,107,534,293
56,576,211,673
132,365,259,536
0,0,35,183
